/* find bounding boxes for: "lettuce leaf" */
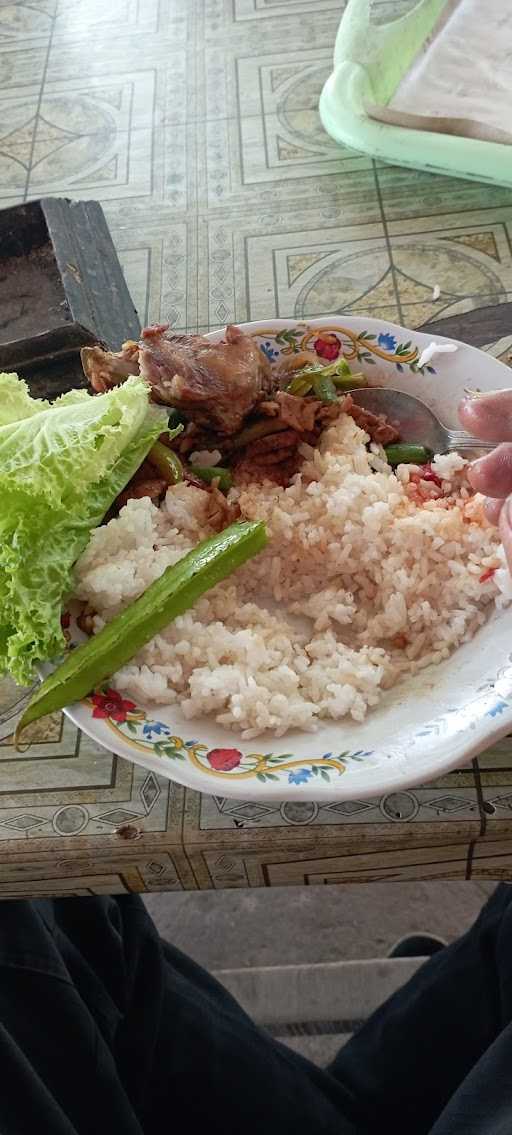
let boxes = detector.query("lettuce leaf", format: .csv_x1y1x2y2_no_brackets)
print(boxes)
0,372,50,426
0,374,168,684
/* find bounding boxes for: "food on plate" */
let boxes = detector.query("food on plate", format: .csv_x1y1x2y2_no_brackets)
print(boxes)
70,325,507,739
15,521,267,741
1,324,509,740
0,373,171,685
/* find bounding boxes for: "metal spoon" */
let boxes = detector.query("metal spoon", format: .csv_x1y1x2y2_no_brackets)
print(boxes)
349,388,495,453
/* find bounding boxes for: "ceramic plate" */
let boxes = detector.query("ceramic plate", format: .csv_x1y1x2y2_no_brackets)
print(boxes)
64,317,512,801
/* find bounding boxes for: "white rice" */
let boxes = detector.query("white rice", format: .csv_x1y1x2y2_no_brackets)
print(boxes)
74,413,506,738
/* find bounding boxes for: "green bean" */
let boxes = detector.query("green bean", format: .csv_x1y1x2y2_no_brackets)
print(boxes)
15,521,267,743
384,444,433,467
287,359,368,396
332,371,368,391
148,441,183,484
317,358,352,379
312,373,337,403
190,465,232,492
285,375,313,396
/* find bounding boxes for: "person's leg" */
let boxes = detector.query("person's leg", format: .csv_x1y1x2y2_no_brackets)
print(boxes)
0,895,359,1135
0,898,144,1135
330,883,512,1135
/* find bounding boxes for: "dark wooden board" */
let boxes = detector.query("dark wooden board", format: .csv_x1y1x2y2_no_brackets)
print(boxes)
0,197,140,396
420,301,512,349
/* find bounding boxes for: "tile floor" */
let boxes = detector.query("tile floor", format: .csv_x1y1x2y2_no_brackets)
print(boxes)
1,0,512,336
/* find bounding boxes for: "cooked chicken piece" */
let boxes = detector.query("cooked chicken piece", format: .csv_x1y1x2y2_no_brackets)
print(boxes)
138,323,273,435
81,325,272,436
81,341,139,393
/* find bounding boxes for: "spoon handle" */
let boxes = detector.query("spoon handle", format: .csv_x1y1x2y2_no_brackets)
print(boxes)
446,430,496,452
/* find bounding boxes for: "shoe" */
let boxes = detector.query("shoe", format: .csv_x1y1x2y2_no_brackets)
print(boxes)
387,933,447,959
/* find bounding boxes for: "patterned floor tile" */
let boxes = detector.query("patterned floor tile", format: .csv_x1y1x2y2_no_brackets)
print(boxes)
51,0,161,41
231,0,342,18
383,211,512,324
194,210,386,326
200,0,340,66
0,1,55,49
25,116,198,212
376,165,512,223
0,43,48,91
196,114,377,212
202,40,333,122
0,91,39,197
46,33,193,127
25,124,155,201
111,213,197,330
40,66,159,133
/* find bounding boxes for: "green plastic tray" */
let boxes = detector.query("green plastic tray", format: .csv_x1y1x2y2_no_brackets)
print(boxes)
319,0,512,188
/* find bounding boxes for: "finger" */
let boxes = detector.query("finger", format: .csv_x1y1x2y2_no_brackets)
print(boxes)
484,497,504,525
468,443,512,497
499,497,512,575
459,390,512,441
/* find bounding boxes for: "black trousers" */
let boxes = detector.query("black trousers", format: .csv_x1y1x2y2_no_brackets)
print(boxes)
1,886,512,1134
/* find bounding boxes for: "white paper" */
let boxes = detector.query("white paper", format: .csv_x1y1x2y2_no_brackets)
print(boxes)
368,0,512,145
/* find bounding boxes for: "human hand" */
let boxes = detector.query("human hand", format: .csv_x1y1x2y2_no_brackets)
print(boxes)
460,391,512,569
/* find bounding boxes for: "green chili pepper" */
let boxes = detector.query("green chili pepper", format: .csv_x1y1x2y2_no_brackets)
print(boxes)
190,465,232,492
15,521,267,743
312,373,337,403
148,441,183,484
285,375,313,396
384,444,433,467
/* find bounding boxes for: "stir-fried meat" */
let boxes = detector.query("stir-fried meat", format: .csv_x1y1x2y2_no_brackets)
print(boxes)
274,391,318,432
233,427,302,487
171,423,226,460
81,341,139,393
116,478,167,510
138,323,273,435
346,398,400,445
230,395,350,486
258,391,345,435
234,455,300,488
241,428,299,464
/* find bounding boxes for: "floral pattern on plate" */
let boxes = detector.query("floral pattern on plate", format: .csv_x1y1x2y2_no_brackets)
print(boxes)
254,324,436,375
88,690,371,785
